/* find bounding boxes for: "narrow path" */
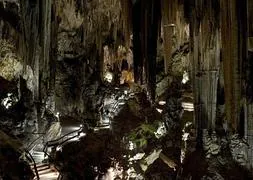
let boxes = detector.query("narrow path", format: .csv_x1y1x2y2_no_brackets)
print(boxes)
30,119,82,180
30,163,59,180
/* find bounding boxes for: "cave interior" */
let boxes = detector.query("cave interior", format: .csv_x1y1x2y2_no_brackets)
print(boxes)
0,0,253,179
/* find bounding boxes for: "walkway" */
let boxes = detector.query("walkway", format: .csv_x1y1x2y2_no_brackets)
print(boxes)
30,118,82,180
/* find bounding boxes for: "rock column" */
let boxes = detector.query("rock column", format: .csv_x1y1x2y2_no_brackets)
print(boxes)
189,0,220,145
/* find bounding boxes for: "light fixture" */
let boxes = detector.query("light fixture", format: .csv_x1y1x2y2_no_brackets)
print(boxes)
79,132,86,137
158,101,166,105
182,71,189,84
156,108,163,113
56,146,62,151
182,102,194,111
104,72,113,83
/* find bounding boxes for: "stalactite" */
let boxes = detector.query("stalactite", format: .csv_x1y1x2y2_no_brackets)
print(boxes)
146,0,161,101
247,0,253,168
79,0,124,81
120,0,132,48
0,2,21,33
132,0,160,100
48,2,58,113
19,0,40,101
132,0,142,84
161,0,176,74
40,0,53,112
41,0,52,74
220,0,247,132
18,0,41,134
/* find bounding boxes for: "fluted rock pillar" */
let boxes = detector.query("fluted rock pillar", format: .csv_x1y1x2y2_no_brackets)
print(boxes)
189,0,220,146
220,0,247,133
247,0,253,169
161,0,176,74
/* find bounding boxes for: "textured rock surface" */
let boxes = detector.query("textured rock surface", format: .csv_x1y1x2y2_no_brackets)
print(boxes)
229,134,248,166
0,130,34,180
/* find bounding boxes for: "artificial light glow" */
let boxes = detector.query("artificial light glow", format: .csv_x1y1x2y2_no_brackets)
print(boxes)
38,172,59,179
94,125,111,131
1,93,18,109
156,108,163,113
158,101,166,105
185,122,192,127
55,112,60,120
182,102,194,111
155,122,167,139
102,117,110,123
79,132,86,137
140,149,162,172
180,150,185,163
165,23,176,27
104,72,113,83
129,141,134,150
129,153,145,161
182,132,189,141
69,137,79,141
69,126,80,131
56,146,62,151
182,71,189,84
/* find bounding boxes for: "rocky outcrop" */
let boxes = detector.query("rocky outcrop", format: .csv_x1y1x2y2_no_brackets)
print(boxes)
52,82,187,179
0,130,34,180
180,129,252,180
55,57,86,117
52,84,163,178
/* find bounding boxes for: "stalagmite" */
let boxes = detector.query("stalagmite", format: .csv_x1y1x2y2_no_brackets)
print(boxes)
120,0,132,48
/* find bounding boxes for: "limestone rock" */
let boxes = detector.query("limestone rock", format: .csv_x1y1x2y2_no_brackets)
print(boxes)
203,130,221,158
229,134,248,166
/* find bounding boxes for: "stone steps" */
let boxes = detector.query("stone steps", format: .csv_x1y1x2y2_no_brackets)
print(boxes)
31,162,59,180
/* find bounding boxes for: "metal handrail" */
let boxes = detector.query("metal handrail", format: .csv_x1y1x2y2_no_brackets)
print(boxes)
26,133,45,151
44,127,83,148
43,127,83,159
42,127,84,177
10,132,44,180
25,150,39,180
23,134,46,180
